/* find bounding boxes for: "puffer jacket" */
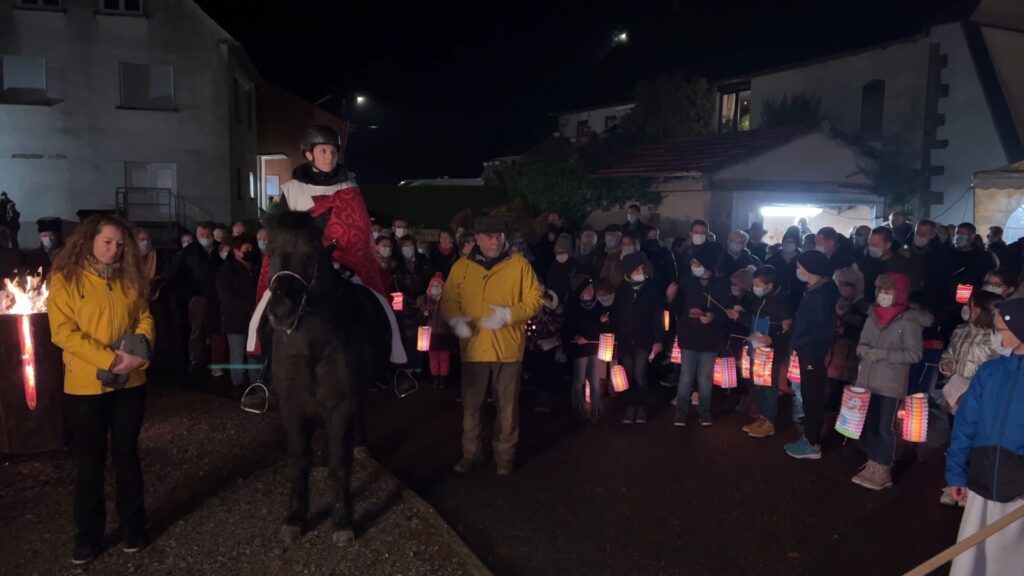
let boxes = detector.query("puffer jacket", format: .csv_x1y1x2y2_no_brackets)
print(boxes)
855,308,926,398
947,355,1024,502
941,323,1001,379
441,250,543,362
48,269,155,395
828,298,870,382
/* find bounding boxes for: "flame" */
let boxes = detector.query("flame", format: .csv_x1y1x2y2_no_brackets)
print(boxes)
19,315,36,410
1,274,48,315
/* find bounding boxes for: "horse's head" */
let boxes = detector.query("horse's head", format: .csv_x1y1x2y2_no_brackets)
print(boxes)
264,210,330,332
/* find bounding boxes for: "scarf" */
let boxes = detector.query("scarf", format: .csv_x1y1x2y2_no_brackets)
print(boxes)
871,272,910,326
292,163,351,187
437,244,454,256
470,244,510,271
84,254,121,280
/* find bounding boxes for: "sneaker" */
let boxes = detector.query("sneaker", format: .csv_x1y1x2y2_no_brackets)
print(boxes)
453,457,480,474
211,368,225,377
784,437,822,460
674,412,688,427
659,379,676,388
635,407,648,424
71,545,98,565
852,461,893,491
622,406,637,424
123,534,147,553
939,487,959,507
699,412,713,427
748,418,776,438
741,419,758,433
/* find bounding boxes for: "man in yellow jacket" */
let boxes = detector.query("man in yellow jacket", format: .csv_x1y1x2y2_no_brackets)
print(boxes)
443,217,543,476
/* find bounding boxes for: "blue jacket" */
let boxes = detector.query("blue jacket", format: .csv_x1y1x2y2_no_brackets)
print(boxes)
790,279,839,363
946,355,1024,502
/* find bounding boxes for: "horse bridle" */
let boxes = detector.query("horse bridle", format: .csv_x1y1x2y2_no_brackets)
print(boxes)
269,261,319,334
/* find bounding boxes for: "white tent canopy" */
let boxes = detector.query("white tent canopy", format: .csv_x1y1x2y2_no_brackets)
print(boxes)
974,161,1024,244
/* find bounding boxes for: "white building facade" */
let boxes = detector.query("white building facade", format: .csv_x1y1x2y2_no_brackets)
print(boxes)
553,102,635,142
0,0,259,246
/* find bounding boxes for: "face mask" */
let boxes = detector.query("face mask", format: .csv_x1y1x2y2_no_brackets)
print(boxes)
138,241,150,253
983,284,1003,295
796,269,809,283
621,245,636,255
220,251,230,261
913,235,930,248
372,231,380,241
555,253,569,264
728,241,743,254
605,236,619,248
41,236,54,249
867,246,884,259
198,237,213,249
876,292,894,307
961,306,971,322
430,286,443,297
691,265,705,278
598,295,614,306
580,245,593,256
394,228,408,238
258,240,268,251
853,236,867,248
994,331,1016,356
418,247,428,255
181,241,191,249
378,247,392,258
782,241,797,254
627,213,637,223
730,286,744,297
401,246,416,259
332,261,341,270
937,231,949,242
630,272,646,283
691,234,706,246
954,234,968,248
753,286,768,298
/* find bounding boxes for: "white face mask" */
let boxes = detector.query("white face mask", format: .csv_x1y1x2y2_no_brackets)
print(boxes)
727,241,743,254
555,253,569,264
983,284,1004,295
138,241,150,253
853,236,867,248
954,234,969,248
402,246,416,259
630,272,646,283
372,231,381,241
691,265,705,278
627,213,638,223
41,236,55,249
220,250,230,261
753,286,768,298
876,292,894,308
782,241,797,254
913,235,930,248
394,227,408,238
198,237,213,249
378,247,392,258
994,330,1015,356
961,306,971,322
868,246,884,259
258,240,268,251
621,245,636,255
181,241,191,249
691,234,706,246
597,295,614,307
430,286,443,297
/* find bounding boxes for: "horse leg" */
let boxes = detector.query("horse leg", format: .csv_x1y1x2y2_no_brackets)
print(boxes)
282,412,312,544
326,404,356,546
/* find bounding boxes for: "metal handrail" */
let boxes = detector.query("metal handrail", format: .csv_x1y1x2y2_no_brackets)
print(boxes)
115,187,212,231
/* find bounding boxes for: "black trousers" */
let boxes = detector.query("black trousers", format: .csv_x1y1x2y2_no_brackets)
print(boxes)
618,345,651,408
799,357,828,446
64,386,147,548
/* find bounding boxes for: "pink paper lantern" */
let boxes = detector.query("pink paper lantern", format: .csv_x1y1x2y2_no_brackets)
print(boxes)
740,351,751,379
835,386,870,439
390,292,404,311
955,284,973,305
611,365,629,392
416,326,432,352
901,393,929,443
713,357,737,389
752,348,774,387
584,378,591,403
598,333,615,362
787,353,801,384
670,337,682,364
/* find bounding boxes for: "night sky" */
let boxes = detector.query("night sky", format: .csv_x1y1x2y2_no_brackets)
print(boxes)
197,0,972,184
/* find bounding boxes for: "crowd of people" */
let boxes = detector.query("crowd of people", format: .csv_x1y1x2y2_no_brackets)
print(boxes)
31,121,1024,571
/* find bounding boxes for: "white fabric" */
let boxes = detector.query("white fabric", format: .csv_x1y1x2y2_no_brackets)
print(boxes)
246,290,272,353
479,305,511,330
280,179,358,211
950,491,1024,576
449,316,473,339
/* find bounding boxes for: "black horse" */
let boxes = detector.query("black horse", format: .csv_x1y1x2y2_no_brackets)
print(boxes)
264,210,390,545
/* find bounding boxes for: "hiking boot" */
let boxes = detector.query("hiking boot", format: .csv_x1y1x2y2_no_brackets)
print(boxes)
748,418,776,438
453,457,480,474
699,412,713,427
852,461,893,491
674,412,688,427
71,545,98,565
622,406,637,424
635,407,648,424
784,436,822,460
497,461,514,476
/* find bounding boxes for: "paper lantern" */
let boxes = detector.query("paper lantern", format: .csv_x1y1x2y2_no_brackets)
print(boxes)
740,351,751,379
663,309,671,331
598,333,615,362
584,378,591,403
390,292,404,311
835,386,870,439
713,357,737,389
611,365,629,392
787,353,801,384
901,393,929,443
955,284,973,305
752,347,774,387
416,326,432,351
670,337,682,364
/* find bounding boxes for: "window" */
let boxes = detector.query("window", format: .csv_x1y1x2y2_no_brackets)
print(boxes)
265,175,280,200
0,56,47,103
604,115,619,131
718,85,751,132
248,171,255,200
99,0,143,14
119,62,173,110
576,120,590,138
860,79,885,141
16,0,63,10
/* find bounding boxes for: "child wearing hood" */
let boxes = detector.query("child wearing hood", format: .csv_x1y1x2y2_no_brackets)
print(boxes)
852,272,923,490
563,274,607,422
417,273,457,389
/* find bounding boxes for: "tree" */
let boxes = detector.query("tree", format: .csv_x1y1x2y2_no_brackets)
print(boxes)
761,92,821,128
617,75,715,141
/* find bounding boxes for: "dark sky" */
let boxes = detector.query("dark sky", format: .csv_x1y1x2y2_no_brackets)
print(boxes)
197,0,972,184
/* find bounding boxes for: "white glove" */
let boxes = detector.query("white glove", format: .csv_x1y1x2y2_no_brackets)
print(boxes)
479,305,512,330
449,316,473,339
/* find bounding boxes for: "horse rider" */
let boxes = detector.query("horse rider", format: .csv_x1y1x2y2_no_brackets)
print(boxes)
246,125,407,366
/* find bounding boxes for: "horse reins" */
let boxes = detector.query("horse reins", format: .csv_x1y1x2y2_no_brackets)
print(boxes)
269,262,318,334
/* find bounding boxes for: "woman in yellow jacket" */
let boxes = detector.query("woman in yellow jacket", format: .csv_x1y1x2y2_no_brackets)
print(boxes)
48,214,154,565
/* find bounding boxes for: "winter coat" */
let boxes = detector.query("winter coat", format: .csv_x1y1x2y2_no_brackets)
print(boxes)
906,238,953,317
791,279,840,364
545,257,579,309
950,246,997,295
941,323,1001,380
855,309,926,398
641,240,678,293
739,286,793,351
611,279,664,350
416,295,457,352
430,245,460,279
169,241,221,329
441,251,543,363
718,248,761,280
766,251,804,311
575,246,604,279
395,253,435,300
671,274,732,353
857,252,917,304
827,298,870,383
48,269,155,396
562,299,603,358
215,257,258,335
946,355,1024,502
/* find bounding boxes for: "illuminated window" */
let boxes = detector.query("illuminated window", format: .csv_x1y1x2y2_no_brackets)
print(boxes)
719,84,751,132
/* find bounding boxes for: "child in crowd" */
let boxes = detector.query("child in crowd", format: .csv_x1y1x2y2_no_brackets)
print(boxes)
563,274,605,422
945,298,1024,576
938,290,1002,505
725,267,757,414
612,253,664,424
982,270,1018,299
417,273,457,389
851,273,923,490
826,267,869,428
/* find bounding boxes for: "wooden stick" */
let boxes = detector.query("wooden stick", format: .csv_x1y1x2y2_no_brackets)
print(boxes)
903,500,1024,576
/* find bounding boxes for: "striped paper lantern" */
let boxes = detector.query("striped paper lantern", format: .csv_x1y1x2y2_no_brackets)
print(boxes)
390,292,404,311
416,326,432,351
787,353,801,384
835,386,870,439
752,347,774,387
670,337,682,364
901,393,929,443
598,333,616,362
713,357,738,389
584,378,591,403
611,365,629,392
740,350,751,379
955,284,973,305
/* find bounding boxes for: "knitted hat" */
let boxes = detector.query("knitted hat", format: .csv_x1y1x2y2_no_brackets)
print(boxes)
996,298,1024,343
693,242,724,271
570,273,593,295
730,267,754,291
621,252,646,276
555,233,574,253
797,250,830,277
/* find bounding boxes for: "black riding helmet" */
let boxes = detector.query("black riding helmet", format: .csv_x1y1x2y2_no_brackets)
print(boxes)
300,125,342,152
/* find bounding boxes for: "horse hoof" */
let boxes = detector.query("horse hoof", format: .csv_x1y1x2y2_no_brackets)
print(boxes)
332,529,355,547
280,524,301,544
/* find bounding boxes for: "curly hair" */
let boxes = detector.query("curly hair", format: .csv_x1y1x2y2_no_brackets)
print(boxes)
49,214,148,299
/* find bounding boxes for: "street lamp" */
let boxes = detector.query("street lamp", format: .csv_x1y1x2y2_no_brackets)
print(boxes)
612,31,628,46
355,95,367,106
